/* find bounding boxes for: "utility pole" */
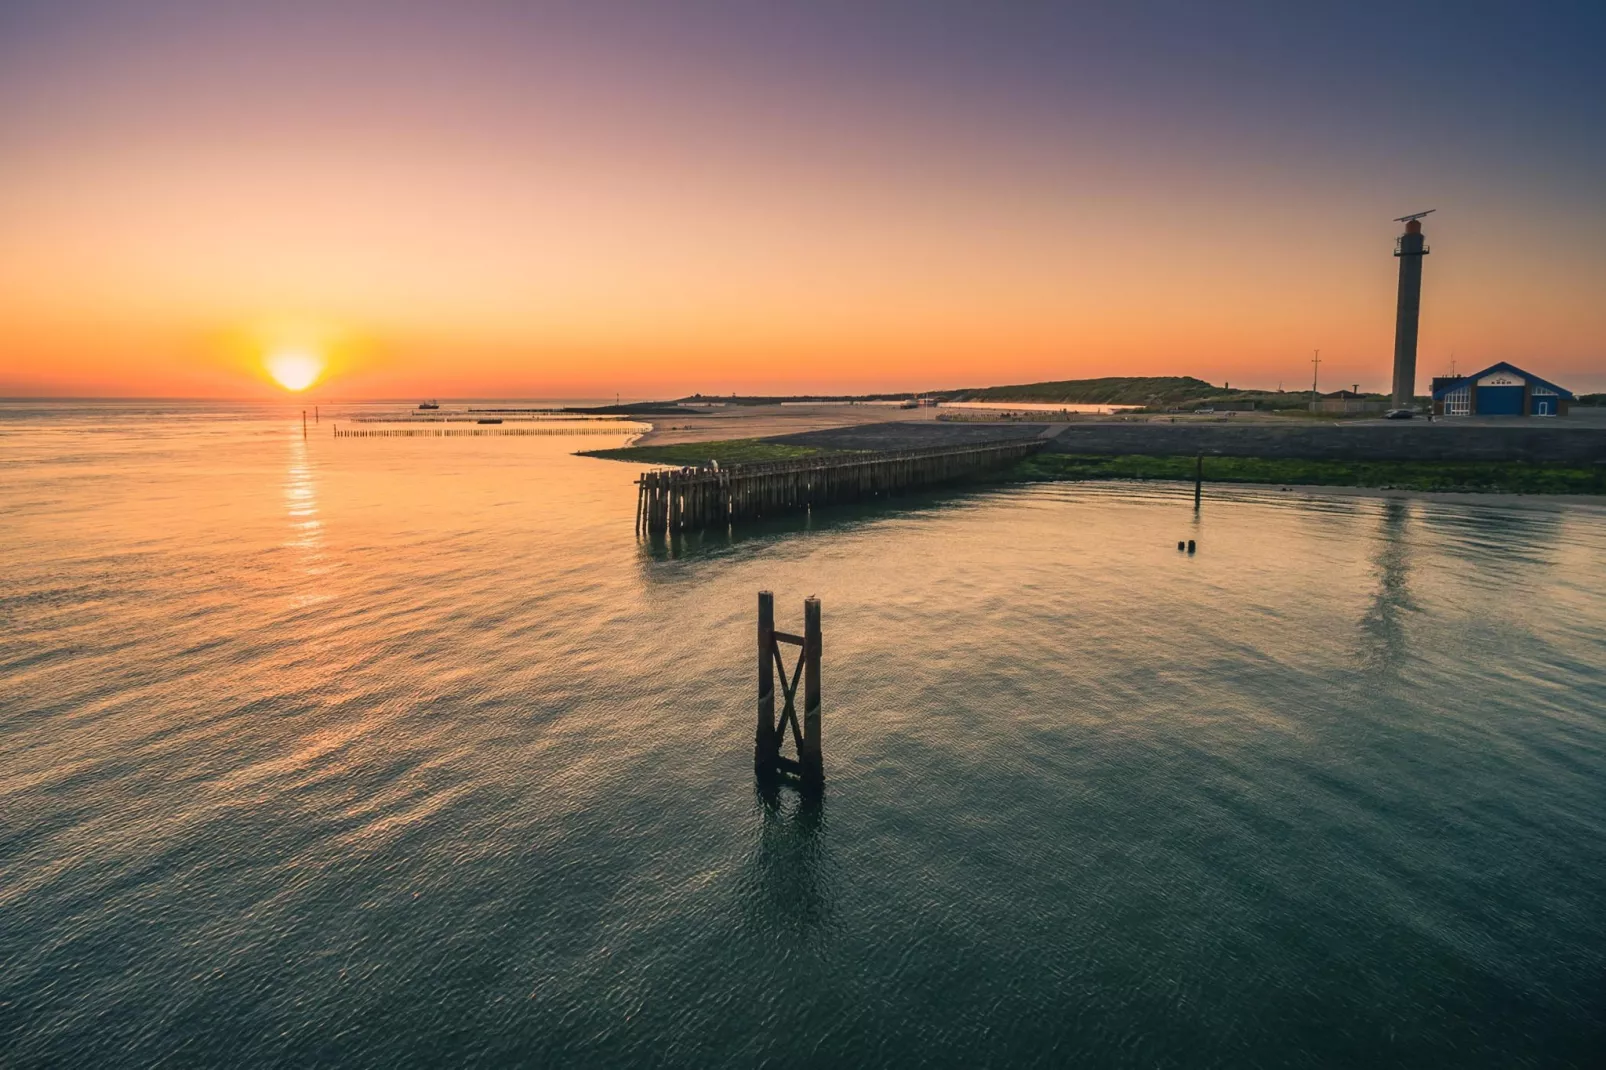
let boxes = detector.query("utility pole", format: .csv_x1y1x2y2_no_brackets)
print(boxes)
1310,349,1322,405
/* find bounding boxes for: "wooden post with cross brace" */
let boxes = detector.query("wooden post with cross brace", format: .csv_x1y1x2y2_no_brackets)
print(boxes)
755,591,823,785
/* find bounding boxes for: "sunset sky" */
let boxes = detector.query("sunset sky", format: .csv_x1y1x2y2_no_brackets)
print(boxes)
2,1,1602,398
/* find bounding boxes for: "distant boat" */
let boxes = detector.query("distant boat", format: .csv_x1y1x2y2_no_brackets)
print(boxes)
418,399,440,410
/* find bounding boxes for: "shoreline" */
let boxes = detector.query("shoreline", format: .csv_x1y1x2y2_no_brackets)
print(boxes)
626,402,943,447
593,410,1606,499
1032,475,1606,509
586,435,1606,499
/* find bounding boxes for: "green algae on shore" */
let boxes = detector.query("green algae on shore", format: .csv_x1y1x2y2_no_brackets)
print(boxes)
1011,452,1606,495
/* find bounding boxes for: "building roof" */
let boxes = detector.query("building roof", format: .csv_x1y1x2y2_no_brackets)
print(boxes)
1429,361,1574,400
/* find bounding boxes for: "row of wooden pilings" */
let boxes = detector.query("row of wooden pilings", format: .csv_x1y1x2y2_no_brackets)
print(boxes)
348,415,637,424
332,426,625,437
635,438,1046,534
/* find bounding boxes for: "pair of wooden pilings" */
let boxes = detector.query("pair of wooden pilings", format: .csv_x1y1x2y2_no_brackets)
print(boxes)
756,592,822,786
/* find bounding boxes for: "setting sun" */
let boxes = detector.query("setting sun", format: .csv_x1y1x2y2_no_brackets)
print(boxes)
266,350,323,392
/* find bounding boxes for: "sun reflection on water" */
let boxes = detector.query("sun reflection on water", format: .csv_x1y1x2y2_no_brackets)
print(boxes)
283,431,331,601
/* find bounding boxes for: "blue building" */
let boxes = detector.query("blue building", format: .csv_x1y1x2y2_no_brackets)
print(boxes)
1430,362,1573,417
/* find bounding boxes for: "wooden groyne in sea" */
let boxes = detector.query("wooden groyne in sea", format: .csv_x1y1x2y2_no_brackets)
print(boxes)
636,438,1044,534
334,426,642,438
348,415,634,424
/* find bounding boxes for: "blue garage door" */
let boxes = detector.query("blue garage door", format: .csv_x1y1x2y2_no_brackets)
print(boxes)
1478,386,1523,415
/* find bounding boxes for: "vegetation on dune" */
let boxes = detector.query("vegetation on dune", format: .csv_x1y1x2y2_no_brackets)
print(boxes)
953,376,1232,406
685,377,1250,408
1008,453,1606,495
670,378,1413,414
579,438,843,466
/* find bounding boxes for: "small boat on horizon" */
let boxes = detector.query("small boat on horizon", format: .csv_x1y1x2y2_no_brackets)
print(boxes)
418,399,440,410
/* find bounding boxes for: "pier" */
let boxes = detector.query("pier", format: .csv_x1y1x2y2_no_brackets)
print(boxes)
635,438,1044,534
334,426,640,438
347,414,636,424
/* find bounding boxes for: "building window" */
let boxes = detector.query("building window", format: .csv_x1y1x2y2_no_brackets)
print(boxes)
1446,386,1470,416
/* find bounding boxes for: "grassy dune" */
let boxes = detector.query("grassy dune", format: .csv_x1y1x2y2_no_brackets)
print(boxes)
958,375,1226,406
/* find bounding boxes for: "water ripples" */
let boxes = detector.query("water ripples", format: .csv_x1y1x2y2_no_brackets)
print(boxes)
2,405,1604,1066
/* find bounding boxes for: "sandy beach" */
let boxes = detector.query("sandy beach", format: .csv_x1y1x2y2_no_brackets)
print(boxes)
631,402,943,446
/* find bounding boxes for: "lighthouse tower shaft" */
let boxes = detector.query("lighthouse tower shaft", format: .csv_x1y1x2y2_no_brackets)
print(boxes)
1391,219,1429,409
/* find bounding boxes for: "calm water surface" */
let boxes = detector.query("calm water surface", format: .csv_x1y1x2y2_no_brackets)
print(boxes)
2,402,1603,1067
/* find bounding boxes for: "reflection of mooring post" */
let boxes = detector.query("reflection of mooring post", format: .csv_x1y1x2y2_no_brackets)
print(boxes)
755,591,823,785
1193,454,1202,510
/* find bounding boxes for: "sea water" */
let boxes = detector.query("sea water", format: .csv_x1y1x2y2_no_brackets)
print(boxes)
2,401,1603,1067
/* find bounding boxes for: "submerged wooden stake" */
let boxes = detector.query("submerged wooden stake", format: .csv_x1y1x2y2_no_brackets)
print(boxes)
1194,454,1202,509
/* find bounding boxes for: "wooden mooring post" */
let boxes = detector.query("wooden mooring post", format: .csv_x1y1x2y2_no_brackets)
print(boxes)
1193,454,1203,510
756,592,822,785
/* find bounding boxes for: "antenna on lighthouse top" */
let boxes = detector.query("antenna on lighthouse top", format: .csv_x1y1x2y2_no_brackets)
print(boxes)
1393,209,1437,224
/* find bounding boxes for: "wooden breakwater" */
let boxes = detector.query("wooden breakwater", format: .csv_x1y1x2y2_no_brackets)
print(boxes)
636,438,1044,534
348,415,635,424
334,426,643,438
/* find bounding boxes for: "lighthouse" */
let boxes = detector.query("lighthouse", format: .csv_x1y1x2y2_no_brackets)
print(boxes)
1391,210,1434,409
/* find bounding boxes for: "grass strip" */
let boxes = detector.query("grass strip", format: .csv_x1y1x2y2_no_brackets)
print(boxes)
1007,453,1606,495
